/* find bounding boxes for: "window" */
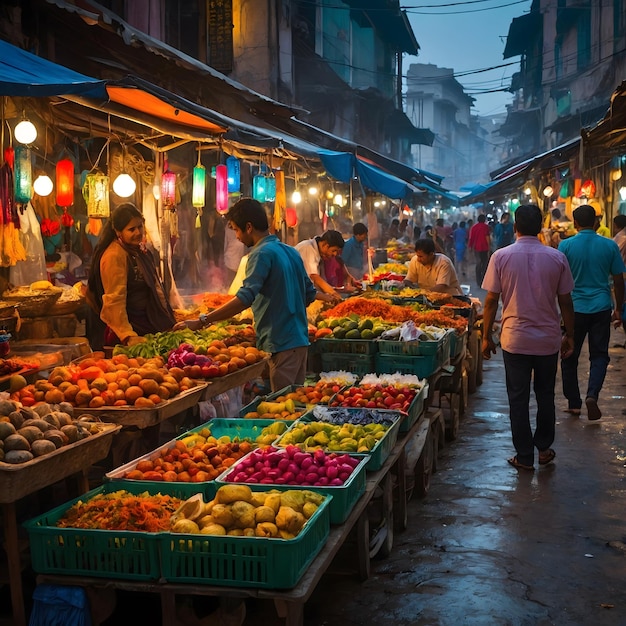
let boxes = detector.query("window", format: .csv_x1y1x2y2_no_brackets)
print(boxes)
554,40,562,79
577,4,592,70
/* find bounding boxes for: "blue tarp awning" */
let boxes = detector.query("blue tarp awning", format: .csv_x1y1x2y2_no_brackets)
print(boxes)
0,39,106,97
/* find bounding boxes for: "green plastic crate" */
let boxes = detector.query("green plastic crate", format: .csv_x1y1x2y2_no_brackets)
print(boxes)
377,337,441,356
277,409,403,471
375,352,440,379
449,331,468,358
159,492,331,588
178,418,292,442
23,481,181,581
215,451,369,524
320,352,375,377
400,383,430,433
316,337,378,355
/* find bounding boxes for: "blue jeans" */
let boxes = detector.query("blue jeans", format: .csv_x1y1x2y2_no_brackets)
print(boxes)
561,309,611,409
502,350,559,467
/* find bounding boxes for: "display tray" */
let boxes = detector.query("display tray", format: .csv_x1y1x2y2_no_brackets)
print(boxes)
73,382,210,429
0,364,40,386
0,423,121,503
216,451,368,525
23,481,170,581
159,492,331,589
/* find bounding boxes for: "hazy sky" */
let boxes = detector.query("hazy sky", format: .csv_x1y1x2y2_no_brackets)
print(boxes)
405,0,533,117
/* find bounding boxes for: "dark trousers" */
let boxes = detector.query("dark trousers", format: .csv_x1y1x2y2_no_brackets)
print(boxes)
502,350,559,466
475,250,489,284
561,309,611,409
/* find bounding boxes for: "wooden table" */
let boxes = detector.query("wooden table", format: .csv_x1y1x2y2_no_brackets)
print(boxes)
0,424,121,626
36,407,445,626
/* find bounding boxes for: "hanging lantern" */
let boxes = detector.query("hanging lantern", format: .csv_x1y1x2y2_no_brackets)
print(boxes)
14,118,37,145
161,165,177,206
292,190,302,204
85,172,110,217
265,175,276,202
113,173,136,198
578,179,596,198
253,174,266,202
226,155,240,193
542,185,553,197
192,160,206,208
14,146,32,204
56,158,74,207
4,146,14,169
285,207,298,228
33,173,53,197
216,164,228,214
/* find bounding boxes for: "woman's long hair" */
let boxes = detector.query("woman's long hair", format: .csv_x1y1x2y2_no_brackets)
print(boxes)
87,203,144,308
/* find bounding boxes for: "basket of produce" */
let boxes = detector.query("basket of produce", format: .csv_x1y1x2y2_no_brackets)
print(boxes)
276,406,403,471
377,324,450,356
160,484,331,588
2,283,63,318
49,291,85,316
23,482,182,580
216,446,368,524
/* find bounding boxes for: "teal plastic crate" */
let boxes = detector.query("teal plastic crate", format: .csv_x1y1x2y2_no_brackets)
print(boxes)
400,383,430,433
178,418,292,443
449,331,468,358
23,481,183,581
215,450,369,524
277,409,403,471
375,352,440,379
377,336,442,356
159,492,331,588
316,337,378,355
320,352,375,377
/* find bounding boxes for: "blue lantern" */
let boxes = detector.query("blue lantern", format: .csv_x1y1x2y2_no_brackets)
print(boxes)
265,176,276,202
253,174,266,202
226,155,240,193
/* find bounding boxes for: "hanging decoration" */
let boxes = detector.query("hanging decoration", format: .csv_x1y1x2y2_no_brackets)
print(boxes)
14,146,32,204
273,170,286,233
85,172,110,217
285,207,298,228
161,156,177,206
14,117,37,145
55,158,74,207
226,155,240,193
192,152,206,208
216,164,228,214
577,179,596,198
253,174,267,203
265,174,276,203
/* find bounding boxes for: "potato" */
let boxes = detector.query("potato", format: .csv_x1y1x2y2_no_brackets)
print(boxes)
4,449,34,463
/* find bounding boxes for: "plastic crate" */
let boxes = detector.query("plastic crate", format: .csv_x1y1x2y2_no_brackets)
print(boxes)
320,353,375,377
400,383,430,433
215,451,369,524
375,352,440,379
316,338,378,355
277,409,403,471
377,337,442,356
159,493,331,588
23,482,175,581
178,418,291,443
449,331,468,359
238,394,306,419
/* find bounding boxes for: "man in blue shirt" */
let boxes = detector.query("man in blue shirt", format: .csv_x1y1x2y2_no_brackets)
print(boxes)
178,198,319,391
558,204,625,420
341,222,368,281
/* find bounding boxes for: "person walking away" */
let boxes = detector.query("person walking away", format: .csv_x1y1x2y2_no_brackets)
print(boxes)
341,222,368,281
87,203,176,349
468,214,491,284
435,217,454,257
453,220,468,277
176,198,317,392
295,230,346,302
482,204,575,470
493,212,514,249
404,238,462,295
558,204,625,420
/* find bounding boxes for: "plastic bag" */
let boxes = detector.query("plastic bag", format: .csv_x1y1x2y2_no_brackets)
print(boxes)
29,584,92,626
10,202,47,286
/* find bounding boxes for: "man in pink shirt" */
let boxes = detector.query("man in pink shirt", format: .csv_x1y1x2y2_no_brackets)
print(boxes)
481,205,575,471
468,214,491,284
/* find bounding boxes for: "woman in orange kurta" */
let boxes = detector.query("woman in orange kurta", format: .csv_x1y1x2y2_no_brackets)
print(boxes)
87,203,175,346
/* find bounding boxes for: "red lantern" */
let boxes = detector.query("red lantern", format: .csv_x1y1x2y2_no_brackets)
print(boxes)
3,146,14,170
286,207,298,228
216,164,228,214
577,179,596,198
161,168,176,206
56,158,74,207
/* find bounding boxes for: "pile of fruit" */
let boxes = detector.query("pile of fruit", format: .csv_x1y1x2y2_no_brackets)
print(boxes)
170,484,326,538
329,383,417,411
242,398,303,421
316,316,391,340
0,399,111,464
0,357,39,378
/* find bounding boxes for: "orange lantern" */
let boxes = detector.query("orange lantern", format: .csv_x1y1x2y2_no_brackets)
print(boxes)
286,207,298,228
56,158,74,207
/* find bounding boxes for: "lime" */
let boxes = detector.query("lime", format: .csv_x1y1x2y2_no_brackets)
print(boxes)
333,327,346,338
344,320,358,331
360,329,374,340
358,318,374,331
345,329,361,339
372,325,385,337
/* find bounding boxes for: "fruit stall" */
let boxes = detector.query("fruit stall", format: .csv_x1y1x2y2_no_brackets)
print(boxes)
13,367,445,626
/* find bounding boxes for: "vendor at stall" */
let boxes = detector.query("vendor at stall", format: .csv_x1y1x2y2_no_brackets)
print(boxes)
295,230,349,301
341,222,369,281
403,238,463,295
176,198,324,391
87,203,176,346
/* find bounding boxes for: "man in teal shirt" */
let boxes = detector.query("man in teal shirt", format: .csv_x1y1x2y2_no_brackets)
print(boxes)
558,205,625,420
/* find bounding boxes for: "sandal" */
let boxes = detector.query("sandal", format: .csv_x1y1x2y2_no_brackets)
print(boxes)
507,456,534,471
538,448,556,465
